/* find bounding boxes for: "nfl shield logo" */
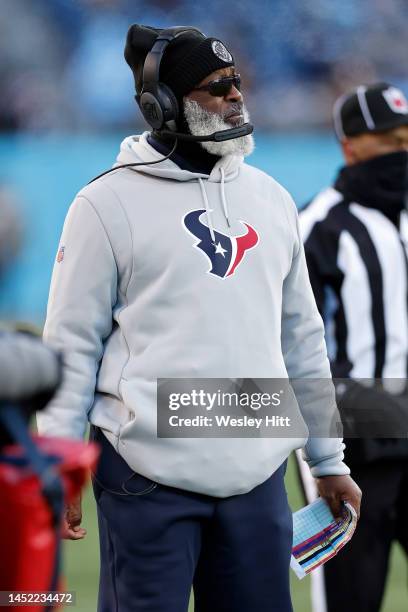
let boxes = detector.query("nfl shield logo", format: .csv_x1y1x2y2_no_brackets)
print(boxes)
383,87,408,115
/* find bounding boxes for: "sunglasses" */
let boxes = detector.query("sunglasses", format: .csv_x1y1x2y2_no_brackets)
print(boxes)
192,74,241,97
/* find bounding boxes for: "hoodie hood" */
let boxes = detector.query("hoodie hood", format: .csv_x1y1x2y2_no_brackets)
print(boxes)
116,132,242,183
116,132,243,238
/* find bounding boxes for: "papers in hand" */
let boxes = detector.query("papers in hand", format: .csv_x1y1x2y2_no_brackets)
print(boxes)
291,498,357,579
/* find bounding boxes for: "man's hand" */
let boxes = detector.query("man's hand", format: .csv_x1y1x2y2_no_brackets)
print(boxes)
315,474,362,520
61,494,87,540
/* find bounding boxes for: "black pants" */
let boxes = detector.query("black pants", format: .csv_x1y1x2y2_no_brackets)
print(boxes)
324,460,408,612
90,426,293,612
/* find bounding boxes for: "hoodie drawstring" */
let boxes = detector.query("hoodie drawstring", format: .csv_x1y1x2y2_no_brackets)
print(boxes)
198,178,216,242
220,168,231,227
198,168,231,242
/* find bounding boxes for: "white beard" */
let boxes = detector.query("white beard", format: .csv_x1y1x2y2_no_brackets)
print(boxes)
183,98,255,157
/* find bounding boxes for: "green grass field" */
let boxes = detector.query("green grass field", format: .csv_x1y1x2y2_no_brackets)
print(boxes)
64,455,407,611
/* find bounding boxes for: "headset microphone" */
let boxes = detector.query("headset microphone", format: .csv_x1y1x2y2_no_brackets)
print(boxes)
159,122,253,142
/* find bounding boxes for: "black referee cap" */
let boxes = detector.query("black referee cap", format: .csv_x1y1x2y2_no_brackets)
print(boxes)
333,82,408,140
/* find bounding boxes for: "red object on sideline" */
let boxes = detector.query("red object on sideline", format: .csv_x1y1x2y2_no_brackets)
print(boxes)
0,436,99,611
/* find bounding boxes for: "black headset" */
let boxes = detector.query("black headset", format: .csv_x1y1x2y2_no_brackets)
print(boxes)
137,26,203,132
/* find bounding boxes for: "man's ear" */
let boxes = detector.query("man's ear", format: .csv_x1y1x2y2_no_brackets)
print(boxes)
341,138,357,165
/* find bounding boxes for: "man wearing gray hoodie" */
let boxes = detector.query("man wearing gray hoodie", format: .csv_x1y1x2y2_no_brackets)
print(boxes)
37,24,361,612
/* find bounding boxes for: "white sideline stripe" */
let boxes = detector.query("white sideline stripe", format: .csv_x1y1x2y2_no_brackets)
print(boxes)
295,450,327,612
311,567,328,612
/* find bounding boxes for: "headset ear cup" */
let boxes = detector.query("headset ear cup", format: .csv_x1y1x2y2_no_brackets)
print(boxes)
157,83,179,129
139,85,179,131
139,90,164,130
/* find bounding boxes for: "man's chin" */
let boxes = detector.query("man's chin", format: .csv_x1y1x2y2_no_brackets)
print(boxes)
225,114,245,126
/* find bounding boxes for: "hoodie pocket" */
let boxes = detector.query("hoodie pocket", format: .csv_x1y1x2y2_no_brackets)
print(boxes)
92,471,157,497
90,425,157,497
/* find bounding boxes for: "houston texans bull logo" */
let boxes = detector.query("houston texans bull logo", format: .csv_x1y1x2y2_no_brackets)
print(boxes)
183,209,259,278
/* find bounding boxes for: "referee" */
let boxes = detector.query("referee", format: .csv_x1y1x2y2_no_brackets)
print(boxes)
298,82,408,612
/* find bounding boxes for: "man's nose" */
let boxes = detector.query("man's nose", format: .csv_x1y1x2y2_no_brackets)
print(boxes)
225,85,242,103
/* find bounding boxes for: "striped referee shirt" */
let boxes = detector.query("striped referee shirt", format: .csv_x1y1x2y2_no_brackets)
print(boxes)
299,187,408,380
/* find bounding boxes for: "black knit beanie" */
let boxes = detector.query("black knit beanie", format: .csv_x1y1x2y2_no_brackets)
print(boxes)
124,24,235,105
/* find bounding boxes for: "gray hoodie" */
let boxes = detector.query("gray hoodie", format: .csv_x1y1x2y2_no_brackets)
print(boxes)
37,132,349,497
